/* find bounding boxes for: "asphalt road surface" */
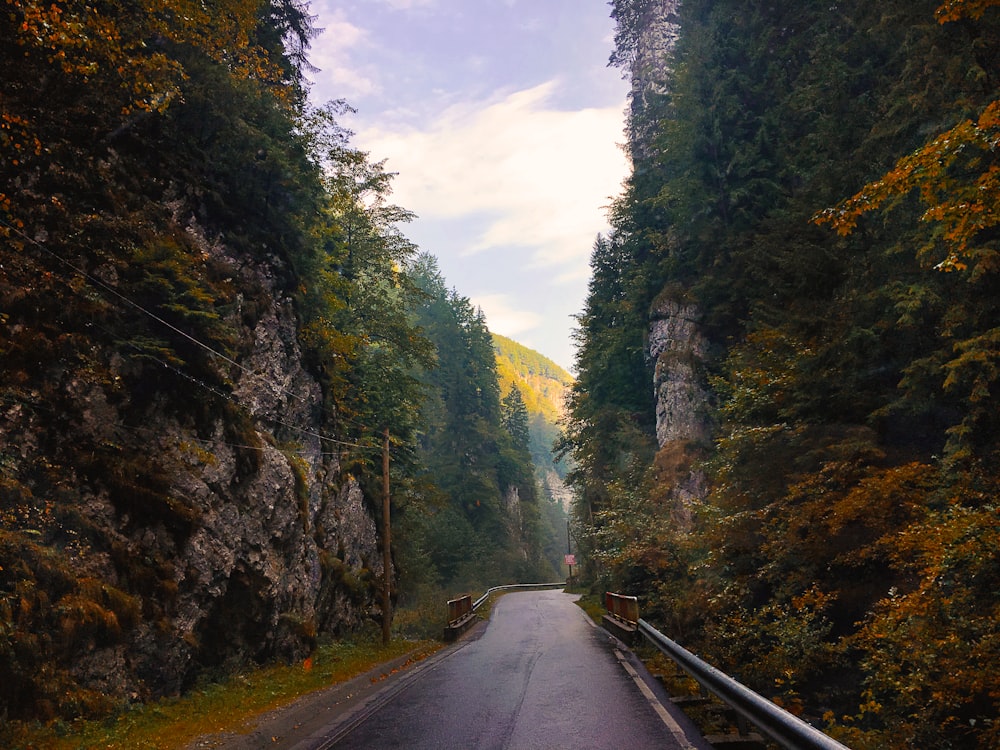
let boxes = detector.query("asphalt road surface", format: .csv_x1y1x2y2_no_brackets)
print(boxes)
309,589,710,750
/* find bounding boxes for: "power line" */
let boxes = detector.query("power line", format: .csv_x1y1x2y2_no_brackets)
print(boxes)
0,216,380,453
0,216,309,406
134,343,376,451
0,389,359,457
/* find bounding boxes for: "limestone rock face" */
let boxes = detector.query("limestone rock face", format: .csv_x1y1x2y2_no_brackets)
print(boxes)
542,468,573,513
624,1,713,518
129,238,386,694
628,0,682,161
0,221,383,712
648,296,711,524
649,298,711,448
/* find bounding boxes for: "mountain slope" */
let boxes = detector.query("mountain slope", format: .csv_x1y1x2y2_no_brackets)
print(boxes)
492,334,573,509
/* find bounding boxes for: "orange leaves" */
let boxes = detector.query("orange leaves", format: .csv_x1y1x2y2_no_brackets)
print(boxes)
0,110,41,221
888,501,1000,583
12,0,120,77
141,0,282,86
1,111,43,158
814,100,1000,275
850,501,1000,748
814,462,934,566
816,0,1000,278
935,0,1000,23
7,0,285,119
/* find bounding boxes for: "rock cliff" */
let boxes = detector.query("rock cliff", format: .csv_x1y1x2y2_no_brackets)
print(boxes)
626,0,682,161
648,296,710,527
630,1,713,517
649,297,711,449
0,214,384,718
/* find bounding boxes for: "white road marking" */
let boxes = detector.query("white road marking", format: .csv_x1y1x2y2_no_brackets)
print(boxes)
615,648,699,750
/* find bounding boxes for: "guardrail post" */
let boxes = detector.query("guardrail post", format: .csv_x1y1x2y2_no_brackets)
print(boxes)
447,594,472,624
444,594,474,641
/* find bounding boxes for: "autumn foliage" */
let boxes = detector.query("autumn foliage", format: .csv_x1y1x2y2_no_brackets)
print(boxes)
1,0,563,728
572,1,1000,747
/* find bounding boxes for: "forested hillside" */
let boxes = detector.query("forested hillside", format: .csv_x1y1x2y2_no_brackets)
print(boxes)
394,255,560,600
566,1,1000,748
493,333,574,509
0,0,552,728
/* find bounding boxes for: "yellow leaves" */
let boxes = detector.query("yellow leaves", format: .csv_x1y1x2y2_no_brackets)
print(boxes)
940,326,1000,406
7,0,287,121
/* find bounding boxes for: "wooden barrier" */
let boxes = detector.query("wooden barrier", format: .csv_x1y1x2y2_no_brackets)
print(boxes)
605,592,639,624
602,591,639,644
443,594,475,641
447,594,472,625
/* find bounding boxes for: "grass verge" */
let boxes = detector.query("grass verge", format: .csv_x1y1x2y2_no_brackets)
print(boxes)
4,634,441,750
572,592,605,624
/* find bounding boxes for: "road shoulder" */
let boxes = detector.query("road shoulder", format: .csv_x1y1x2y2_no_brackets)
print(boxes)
185,622,487,750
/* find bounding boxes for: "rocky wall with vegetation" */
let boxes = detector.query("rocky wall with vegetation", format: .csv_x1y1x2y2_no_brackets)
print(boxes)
0,0,413,722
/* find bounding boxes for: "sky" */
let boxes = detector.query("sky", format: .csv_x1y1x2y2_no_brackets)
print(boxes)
304,0,631,373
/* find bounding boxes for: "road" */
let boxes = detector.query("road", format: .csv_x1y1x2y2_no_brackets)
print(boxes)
287,589,710,750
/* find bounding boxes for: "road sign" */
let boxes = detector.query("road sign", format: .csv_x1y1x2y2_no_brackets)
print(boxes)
564,554,576,566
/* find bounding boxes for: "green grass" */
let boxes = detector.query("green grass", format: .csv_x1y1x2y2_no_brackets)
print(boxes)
572,592,605,624
4,634,441,750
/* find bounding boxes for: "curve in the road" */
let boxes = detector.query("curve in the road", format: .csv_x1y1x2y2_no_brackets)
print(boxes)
318,589,711,750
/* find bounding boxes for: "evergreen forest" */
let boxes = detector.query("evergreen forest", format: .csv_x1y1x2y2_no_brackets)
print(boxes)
565,1,1000,748
5,0,1000,746
493,333,575,505
0,0,560,727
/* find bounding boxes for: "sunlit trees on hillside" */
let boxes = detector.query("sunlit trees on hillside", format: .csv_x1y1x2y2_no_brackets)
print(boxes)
398,254,557,592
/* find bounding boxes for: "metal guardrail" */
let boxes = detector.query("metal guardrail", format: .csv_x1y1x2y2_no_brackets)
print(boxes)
637,618,851,750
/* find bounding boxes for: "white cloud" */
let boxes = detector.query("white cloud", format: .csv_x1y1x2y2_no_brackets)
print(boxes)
355,81,629,277
381,0,437,8
468,293,544,339
306,5,379,101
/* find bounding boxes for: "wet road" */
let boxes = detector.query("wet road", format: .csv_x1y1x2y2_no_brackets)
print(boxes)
319,589,708,750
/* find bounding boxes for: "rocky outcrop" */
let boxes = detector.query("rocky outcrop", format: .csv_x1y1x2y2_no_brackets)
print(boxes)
501,484,526,558
621,1,712,521
0,218,384,717
648,295,711,526
627,0,682,161
137,236,384,690
542,469,573,513
649,297,711,448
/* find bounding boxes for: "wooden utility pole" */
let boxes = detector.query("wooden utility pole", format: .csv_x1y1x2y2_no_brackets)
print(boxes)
566,518,574,582
381,427,392,645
